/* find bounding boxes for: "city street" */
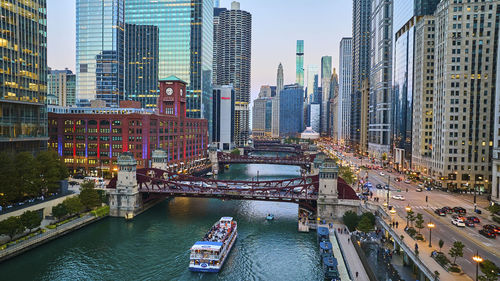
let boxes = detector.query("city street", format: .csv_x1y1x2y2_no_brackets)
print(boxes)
320,144,500,279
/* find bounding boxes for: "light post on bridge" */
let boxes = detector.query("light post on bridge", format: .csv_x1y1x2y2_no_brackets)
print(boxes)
427,221,435,247
472,251,483,281
405,206,412,227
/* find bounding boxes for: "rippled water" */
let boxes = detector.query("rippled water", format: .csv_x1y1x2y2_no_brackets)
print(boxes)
0,164,322,280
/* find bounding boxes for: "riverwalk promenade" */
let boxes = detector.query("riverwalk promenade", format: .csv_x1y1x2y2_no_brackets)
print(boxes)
0,213,106,262
333,224,370,281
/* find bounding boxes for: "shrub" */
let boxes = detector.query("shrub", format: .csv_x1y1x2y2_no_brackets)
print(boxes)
405,227,417,237
449,266,461,273
492,216,500,224
434,252,450,267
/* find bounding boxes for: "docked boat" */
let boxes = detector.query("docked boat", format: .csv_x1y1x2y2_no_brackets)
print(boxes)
189,217,237,273
266,214,274,220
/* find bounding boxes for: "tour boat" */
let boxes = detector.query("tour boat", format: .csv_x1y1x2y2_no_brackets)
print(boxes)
189,217,237,273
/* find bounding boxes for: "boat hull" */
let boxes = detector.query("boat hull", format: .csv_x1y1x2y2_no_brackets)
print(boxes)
189,233,237,273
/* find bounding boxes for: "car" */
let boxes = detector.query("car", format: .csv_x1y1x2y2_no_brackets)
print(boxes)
464,220,475,227
467,216,480,224
392,195,405,200
418,184,424,188
384,185,390,190
434,208,446,216
416,187,423,192
483,224,500,234
453,207,467,214
362,191,370,196
376,184,382,189
404,180,411,184
442,206,453,214
451,218,465,227
380,172,385,176
479,229,496,238
73,174,85,179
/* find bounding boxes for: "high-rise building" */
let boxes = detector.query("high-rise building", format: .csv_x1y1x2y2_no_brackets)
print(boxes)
432,0,499,191
76,0,125,107
339,38,352,145
47,69,76,107
126,0,213,120
360,79,370,155
319,56,332,136
125,24,159,109
306,65,319,102
392,0,439,170
279,84,304,137
351,0,371,151
272,63,284,138
214,0,220,8
276,63,284,96
252,98,268,137
412,16,435,176
0,0,48,152
212,85,234,151
492,35,500,205
368,0,392,159
329,69,339,137
258,85,272,98
296,40,304,87
214,1,251,147
308,103,321,133
213,7,227,85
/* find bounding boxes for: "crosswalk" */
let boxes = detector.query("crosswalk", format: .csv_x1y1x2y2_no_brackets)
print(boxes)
391,205,436,210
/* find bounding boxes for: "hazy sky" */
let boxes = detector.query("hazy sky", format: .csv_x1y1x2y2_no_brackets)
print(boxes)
47,0,352,101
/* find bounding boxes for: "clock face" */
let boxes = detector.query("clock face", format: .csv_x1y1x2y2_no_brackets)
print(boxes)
166,88,173,95
180,89,183,96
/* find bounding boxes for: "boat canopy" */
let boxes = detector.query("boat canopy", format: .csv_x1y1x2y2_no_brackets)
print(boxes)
323,256,338,267
317,227,329,236
319,241,333,250
191,241,223,251
221,217,233,221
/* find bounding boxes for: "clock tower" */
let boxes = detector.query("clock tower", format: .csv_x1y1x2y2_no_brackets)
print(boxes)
158,75,187,117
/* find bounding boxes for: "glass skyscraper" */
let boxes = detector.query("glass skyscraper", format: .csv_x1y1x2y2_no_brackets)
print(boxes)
296,40,304,87
76,0,125,106
125,0,213,120
0,0,48,152
279,84,304,137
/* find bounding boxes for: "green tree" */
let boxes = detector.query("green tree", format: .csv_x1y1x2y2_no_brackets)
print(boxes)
438,239,444,252
342,210,359,231
449,241,465,265
357,216,374,233
0,216,25,240
63,196,83,215
230,148,241,155
415,213,425,234
79,181,101,210
360,212,376,226
52,203,68,220
20,210,42,232
0,152,16,205
13,152,38,200
36,151,69,195
480,259,500,280
339,166,355,185
487,204,500,215
382,153,388,161
406,210,416,227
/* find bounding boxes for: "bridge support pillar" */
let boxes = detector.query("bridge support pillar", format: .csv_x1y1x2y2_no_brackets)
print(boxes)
151,149,168,170
209,146,219,175
317,159,339,221
109,152,143,218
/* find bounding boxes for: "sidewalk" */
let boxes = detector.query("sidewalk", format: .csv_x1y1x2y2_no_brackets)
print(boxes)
383,214,472,281
333,224,369,281
318,224,351,281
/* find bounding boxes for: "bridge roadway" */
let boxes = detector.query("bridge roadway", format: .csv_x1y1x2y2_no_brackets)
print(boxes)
217,153,312,167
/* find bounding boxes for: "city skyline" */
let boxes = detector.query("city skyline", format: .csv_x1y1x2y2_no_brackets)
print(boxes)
47,0,352,101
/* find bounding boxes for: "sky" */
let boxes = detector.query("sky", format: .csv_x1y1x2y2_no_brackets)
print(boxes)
47,0,353,102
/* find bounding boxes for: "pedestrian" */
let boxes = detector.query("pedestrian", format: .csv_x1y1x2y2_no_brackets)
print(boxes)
395,221,399,228
356,271,359,278
348,238,350,243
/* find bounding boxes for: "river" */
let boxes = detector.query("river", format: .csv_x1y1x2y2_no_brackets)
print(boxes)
0,164,323,281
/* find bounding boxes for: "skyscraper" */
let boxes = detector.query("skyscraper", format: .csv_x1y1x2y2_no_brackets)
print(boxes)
276,63,284,96
214,1,252,147
339,38,352,144
213,7,227,85
125,24,159,109
329,69,339,137
125,0,213,119
296,40,304,87
320,56,332,135
47,69,76,107
212,85,234,151
279,84,304,137
351,0,371,152
306,65,319,102
76,0,125,106
272,63,283,138
0,0,47,152
368,0,392,158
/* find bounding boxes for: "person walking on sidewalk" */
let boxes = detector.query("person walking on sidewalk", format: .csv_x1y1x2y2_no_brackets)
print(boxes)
395,221,399,228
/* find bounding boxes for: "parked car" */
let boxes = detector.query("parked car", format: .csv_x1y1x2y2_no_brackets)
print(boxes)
451,218,465,227
442,206,453,214
392,195,405,201
464,220,475,227
434,208,446,216
379,172,385,176
376,184,382,189
453,207,467,214
483,224,500,234
416,187,423,192
467,216,480,224
404,179,411,184
479,229,496,238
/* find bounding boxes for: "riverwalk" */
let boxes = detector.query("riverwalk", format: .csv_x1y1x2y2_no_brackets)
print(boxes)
333,225,370,281
0,213,106,262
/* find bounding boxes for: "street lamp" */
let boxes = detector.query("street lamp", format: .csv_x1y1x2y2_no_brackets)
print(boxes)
427,221,435,247
472,251,483,281
405,206,412,226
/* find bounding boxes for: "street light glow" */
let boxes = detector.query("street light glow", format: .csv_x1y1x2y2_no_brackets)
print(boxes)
405,206,411,212
389,209,396,214
472,254,483,263
427,222,435,228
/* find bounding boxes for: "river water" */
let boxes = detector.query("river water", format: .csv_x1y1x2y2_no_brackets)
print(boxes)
0,164,323,281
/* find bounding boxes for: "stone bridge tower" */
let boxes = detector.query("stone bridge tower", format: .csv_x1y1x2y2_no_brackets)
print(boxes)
209,146,220,175
109,152,143,218
152,149,168,170
317,158,339,221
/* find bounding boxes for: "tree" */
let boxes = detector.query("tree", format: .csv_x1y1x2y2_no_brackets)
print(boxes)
480,259,500,280
36,151,69,195
52,203,68,220
415,213,425,234
357,216,374,233
0,152,16,205
438,239,444,252
382,153,388,161
0,216,25,240
342,211,359,231
448,241,465,265
13,152,38,200
487,204,500,215
63,196,83,215
79,181,101,210
339,166,355,185
406,210,416,227
230,148,240,155
20,210,42,232
360,212,376,226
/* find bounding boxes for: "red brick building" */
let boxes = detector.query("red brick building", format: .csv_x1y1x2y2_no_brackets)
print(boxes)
48,76,208,177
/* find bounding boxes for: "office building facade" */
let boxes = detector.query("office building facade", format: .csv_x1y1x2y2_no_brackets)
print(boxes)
47,69,76,107
492,33,500,205
213,7,227,85
279,84,304,137
351,0,371,151
306,65,319,102
339,38,352,144
309,103,321,133
76,0,125,106
0,0,48,152
272,63,284,138
125,24,159,109
212,85,234,151
214,1,251,146
296,40,304,87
